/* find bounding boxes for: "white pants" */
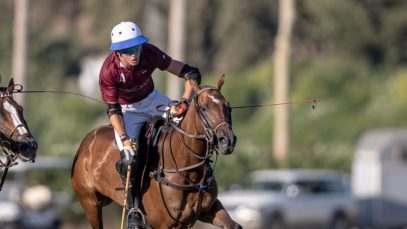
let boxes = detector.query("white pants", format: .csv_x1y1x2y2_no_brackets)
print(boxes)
114,89,171,150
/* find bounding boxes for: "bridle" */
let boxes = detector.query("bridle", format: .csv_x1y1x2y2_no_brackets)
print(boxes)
169,86,232,153
156,85,233,162
152,86,233,183
149,86,234,226
0,91,33,191
192,87,232,146
157,87,232,171
0,122,32,158
0,92,32,144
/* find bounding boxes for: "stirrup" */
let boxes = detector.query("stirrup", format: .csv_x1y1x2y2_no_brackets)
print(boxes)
127,208,146,229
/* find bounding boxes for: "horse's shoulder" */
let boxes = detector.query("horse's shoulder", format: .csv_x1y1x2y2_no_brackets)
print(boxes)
82,125,114,142
93,124,114,133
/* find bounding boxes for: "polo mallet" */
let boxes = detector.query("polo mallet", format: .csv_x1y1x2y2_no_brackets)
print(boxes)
120,164,132,229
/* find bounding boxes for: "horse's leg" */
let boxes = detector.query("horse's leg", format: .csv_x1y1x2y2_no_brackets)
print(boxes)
198,199,242,229
77,193,104,229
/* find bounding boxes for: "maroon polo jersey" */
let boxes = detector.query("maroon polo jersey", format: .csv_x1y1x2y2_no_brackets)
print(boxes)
99,43,172,104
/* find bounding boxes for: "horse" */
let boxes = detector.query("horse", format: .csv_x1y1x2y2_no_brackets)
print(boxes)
71,76,242,229
0,77,38,190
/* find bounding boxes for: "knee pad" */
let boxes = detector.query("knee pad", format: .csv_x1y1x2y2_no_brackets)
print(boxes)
115,160,126,179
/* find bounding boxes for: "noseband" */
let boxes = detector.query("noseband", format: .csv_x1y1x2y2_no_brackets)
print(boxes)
0,124,30,140
0,122,32,163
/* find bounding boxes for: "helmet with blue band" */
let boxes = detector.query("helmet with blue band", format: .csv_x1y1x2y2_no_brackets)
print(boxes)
110,22,149,51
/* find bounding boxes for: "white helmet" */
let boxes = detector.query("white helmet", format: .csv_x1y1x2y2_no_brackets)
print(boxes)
110,22,148,51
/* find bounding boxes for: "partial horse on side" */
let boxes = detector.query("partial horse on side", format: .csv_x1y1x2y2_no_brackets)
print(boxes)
0,77,38,190
71,76,241,229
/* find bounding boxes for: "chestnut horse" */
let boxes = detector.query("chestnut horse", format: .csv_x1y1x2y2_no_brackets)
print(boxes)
71,77,242,229
0,78,38,190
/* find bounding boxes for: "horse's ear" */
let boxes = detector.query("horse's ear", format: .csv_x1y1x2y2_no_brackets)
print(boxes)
189,80,200,93
8,78,14,87
6,78,14,94
216,74,225,90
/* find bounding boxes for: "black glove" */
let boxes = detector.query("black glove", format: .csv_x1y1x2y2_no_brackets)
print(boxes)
179,64,201,85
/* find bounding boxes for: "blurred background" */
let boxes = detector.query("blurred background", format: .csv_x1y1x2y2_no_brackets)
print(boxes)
0,0,407,228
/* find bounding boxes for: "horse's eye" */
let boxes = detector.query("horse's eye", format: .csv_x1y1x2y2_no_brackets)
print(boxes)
200,105,207,112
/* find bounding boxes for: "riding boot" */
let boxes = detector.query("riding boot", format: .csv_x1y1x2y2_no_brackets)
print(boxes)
115,150,144,229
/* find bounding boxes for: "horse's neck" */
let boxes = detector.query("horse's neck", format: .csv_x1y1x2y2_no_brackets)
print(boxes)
171,105,206,161
155,105,208,185
181,105,203,134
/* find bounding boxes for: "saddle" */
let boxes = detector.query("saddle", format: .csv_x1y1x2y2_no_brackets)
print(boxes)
134,117,174,180
142,118,168,154
115,118,169,191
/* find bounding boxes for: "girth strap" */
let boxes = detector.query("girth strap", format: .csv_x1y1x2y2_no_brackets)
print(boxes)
149,165,213,191
149,171,199,191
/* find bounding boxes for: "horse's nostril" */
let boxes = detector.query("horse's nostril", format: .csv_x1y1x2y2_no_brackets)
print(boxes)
218,137,228,145
32,141,38,150
19,143,28,152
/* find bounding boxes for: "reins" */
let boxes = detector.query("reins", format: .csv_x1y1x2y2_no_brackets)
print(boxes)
164,86,230,171
152,87,223,186
231,99,317,109
150,88,229,227
13,85,317,110
12,86,104,104
151,87,229,227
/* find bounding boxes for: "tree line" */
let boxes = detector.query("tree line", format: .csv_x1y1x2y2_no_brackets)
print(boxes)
0,0,406,189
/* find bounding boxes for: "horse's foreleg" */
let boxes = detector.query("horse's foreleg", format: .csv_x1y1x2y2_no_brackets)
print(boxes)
198,199,242,229
77,194,104,229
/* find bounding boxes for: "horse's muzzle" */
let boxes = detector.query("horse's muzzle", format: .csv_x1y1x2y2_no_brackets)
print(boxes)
17,138,38,162
216,130,236,155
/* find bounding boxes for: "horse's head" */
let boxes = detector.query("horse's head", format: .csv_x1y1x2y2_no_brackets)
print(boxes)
190,75,236,155
0,78,37,162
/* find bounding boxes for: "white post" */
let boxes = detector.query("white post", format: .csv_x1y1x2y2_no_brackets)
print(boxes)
12,0,29,106
166,0,186,100
273,0,295,162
